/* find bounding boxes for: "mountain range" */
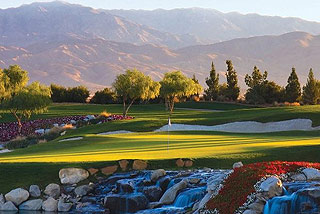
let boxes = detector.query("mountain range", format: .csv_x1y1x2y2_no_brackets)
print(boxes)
1,1,320,91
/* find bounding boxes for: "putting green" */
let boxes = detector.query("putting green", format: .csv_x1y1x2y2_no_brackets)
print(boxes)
1,131,320,163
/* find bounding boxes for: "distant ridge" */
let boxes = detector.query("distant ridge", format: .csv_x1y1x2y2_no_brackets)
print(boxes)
0,2,320,90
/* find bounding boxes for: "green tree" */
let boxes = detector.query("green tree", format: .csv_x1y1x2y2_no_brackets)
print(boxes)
205,62,219,101
90,88,117,104
50,84,67,102
160,71,203,113
302,68,319,104
245,66,268,88
67,86,90,103
113,69,160,116
0,65,51,132
225,60,240,101
2,65,29,94
0,70,7,100
285,67,301,103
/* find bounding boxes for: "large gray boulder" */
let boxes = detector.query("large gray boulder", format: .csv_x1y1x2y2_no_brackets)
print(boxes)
260,176,282,198
5,188,30,206
42,197,58,212
233,162,244,169
19,199,43,210
58,199,73,212
0,201,18,211
151,169,166,182
44,183,61,199
159,179,188,204
29,185,41,198
302,168,320,180
59,168,89,184
74,185,91,196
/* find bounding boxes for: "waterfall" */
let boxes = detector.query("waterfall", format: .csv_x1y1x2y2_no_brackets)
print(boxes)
263,182,320,214
174,187,206,208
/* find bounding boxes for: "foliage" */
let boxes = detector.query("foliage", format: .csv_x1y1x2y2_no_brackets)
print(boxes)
225,60,240,101
50,84,68,102
205,62,220,101
90,88,117,104
113,69,160,116
160,71,203,113
66,85,90,103
302,69,319,105
245,66,284,104
285,67,301,103
207,161,320,214
0,66,51,132
50,84,89,103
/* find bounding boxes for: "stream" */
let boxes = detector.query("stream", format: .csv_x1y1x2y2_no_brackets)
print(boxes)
74,169,231,214
264,181,320,214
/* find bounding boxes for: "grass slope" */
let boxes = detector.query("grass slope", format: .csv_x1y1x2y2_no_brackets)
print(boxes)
1,102,320,193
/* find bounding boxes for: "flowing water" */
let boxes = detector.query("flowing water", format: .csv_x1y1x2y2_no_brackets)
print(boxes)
264,182,320,214
74,169,230,214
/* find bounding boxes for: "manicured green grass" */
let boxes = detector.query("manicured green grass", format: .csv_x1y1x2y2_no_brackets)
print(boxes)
175,101,255,110
1,102,320,193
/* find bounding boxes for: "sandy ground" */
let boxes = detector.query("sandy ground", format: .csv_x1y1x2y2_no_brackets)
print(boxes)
59,137,83,142
0,149,12,154
155,119,316,133
97,130,133,135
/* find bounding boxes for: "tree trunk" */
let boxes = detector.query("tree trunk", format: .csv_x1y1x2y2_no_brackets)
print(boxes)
124,99,135,117
12,111,22,134
123,98,126,117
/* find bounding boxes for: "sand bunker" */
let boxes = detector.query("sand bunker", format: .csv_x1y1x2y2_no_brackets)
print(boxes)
155,119,316,133
0,149,12,154
59,137,83,142
97,130,133,135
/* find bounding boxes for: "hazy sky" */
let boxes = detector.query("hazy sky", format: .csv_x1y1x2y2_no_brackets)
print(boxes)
1,0,320,22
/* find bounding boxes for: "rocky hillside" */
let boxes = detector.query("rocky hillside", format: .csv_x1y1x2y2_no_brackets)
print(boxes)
1,32,320,90
109,8,320,44
0,2,199,49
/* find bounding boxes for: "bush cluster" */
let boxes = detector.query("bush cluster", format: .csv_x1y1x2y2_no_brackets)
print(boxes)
50,84,89,103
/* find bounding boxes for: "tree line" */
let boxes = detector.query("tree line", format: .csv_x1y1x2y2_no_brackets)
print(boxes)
205,60,319,105
1,61,319,127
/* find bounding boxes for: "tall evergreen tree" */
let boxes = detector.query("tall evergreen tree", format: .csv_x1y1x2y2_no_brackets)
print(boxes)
285,67,301,103
205,62,219,101
302,68,318,104
225,60,240,101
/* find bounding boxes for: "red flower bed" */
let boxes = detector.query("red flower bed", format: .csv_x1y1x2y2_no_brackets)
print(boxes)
0,115,133,142
206,161,320,214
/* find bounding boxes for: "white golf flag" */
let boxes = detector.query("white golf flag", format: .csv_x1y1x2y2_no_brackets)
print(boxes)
168,117,171,126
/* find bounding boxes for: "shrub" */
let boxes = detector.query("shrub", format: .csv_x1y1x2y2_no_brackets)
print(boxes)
50,84,68,102
66,86,90,103
90,88,116,104
100,111,111,118
5,135,38,150
50,84,89,103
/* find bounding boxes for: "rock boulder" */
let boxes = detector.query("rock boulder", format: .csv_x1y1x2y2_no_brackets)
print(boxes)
44,183,60,199
133,160,147,170
151,169,166,182
42,197,58,212
29,185,41,198
5,188,30,206
19,199,43,210
59,168,89,184
101,165,118,175
302,168,320,180
159,179,188,204
0,201,18,211
260,176,282,198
